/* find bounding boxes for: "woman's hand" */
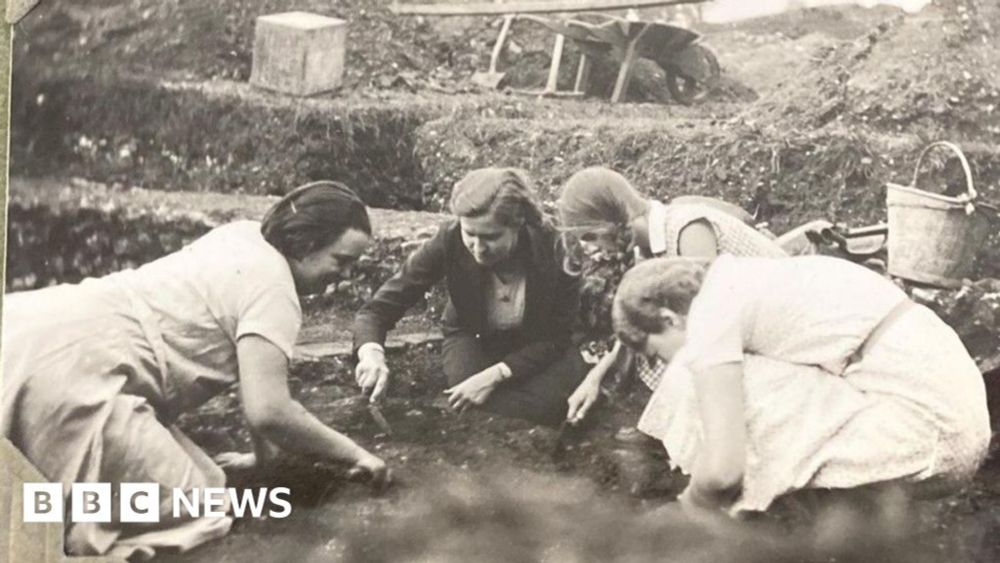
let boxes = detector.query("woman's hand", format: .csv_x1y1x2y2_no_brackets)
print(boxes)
566,376,602,425
238,335,393,478
444,365,504,411
355,347,390,403
346,451,392,492
213,451,258,472
566,341,622,424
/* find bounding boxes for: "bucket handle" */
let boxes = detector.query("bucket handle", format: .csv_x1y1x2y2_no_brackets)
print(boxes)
911,141,977,213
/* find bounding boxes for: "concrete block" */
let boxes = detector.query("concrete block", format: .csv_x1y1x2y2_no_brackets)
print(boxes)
250,11,347,97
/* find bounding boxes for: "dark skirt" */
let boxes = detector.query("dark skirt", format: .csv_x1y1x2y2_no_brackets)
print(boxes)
441,329,589,427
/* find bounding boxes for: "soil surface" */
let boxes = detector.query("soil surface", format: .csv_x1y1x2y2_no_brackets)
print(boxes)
165,341,1000,563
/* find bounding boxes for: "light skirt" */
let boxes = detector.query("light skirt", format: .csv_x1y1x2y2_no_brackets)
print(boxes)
2,280,232,559
638,305,991,512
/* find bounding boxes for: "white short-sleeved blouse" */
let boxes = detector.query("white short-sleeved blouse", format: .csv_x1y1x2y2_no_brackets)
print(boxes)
682,255,908,375
110,221,302,411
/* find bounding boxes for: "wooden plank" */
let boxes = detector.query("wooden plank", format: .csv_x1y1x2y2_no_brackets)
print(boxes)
573,53,591,93
488,15,515,73
390,0,706,16
509,88,585,98
610,25,650,102
610,40,636,103
545,33,565,93
611,23,655,102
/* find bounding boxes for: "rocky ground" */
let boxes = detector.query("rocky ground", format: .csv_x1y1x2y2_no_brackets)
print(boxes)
7,0,1000,561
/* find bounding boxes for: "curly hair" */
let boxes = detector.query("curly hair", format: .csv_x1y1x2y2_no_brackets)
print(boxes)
612,257,707,349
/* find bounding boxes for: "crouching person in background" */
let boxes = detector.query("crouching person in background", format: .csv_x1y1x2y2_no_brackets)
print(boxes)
1,181,389,560
557,166,793,431
353,168,589,427
612,255,990,516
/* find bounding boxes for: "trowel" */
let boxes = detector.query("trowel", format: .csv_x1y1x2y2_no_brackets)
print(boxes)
551,420,572,463
368,403,394,437
357,392,394,437
470,14,514,89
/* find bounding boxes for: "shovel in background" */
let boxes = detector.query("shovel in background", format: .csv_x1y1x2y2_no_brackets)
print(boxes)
471,14,514,89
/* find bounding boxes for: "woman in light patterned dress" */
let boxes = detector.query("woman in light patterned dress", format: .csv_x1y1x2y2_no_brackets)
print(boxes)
556,166,797,426
2,182,390,559
613,255,990,514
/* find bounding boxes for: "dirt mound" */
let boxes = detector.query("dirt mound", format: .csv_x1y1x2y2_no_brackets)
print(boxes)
416,113,998,213
745,0,1000,142
12,75,466,206
16,0,491,90
16,0,760,104
710,31,842,97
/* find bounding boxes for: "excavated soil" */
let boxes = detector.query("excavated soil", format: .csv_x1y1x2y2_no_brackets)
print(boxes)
165,344,1000,563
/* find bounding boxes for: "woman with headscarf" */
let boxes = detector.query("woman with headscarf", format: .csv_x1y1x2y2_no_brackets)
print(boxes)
2,181,390,560
353,168,588,427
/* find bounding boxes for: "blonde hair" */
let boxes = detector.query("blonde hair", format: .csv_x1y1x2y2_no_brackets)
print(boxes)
557,167,649,230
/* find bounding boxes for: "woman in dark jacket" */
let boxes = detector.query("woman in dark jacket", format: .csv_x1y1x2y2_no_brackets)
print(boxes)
353,168,587,427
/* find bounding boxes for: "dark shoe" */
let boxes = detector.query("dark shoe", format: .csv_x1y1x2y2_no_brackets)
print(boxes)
614,427,666,458
608,447,676,498
614,426,657,445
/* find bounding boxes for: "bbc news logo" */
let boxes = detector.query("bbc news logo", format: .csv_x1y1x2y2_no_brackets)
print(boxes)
23,483,292,523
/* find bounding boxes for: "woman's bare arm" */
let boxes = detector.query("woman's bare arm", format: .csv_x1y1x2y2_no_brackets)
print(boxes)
566,340,624,423
677,220,720,258
688,361,746,505
237,335,387,483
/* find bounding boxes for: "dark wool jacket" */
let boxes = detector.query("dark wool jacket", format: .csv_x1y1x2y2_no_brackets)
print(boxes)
353,219,580,379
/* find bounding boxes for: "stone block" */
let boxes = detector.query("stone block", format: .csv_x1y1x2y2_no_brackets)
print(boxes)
250,11,347,96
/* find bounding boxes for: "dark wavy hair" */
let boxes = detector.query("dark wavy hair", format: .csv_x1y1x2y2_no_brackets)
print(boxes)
261,180,371,260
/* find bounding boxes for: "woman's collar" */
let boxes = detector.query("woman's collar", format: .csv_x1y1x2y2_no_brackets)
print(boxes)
647,200,669,256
